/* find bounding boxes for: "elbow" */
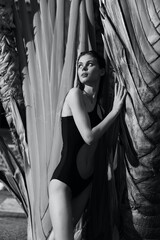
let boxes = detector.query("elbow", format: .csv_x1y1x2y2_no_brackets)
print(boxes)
84,133,95,145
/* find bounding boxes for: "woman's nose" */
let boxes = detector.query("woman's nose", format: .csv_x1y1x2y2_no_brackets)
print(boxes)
82,65,87,71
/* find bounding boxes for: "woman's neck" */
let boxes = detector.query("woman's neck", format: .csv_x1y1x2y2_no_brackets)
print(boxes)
83,84,99,105
83,83,99,98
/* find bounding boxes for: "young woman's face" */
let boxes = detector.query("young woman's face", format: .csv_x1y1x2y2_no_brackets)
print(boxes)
77,54,104,85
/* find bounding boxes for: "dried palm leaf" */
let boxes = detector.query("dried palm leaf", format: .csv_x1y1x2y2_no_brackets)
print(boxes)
0,0,27,214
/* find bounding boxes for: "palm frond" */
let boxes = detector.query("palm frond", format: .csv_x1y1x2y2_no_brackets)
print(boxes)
100,1,160,238
1,0,101,239
0,0,27,216
0,136,28,215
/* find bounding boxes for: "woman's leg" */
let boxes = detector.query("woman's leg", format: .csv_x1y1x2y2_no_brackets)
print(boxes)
49,179,74,240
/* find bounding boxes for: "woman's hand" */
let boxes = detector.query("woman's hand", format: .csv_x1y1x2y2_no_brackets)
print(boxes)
112,82,126,116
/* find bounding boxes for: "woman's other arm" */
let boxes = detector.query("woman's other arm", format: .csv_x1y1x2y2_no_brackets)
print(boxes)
67,83,126,145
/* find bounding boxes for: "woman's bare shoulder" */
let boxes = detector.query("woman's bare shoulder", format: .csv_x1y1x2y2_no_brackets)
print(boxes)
67,87,82,99
61,88,82,117
66,87,83,105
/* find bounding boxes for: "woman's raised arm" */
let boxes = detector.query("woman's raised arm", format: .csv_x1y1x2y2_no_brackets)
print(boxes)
67,83,126,145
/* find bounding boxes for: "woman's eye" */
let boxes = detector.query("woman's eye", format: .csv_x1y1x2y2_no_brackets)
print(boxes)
78,62,94,69
78,64,83,69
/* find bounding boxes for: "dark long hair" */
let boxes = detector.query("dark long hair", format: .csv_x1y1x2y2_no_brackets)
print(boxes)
77,50,106,103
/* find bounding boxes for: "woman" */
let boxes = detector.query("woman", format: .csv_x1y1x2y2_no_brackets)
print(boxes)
49,50,126,240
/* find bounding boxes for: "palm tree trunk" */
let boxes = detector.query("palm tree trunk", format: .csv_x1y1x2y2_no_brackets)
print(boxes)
100,0,160,239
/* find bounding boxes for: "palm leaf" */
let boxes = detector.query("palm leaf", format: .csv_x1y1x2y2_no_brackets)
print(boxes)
100,0,160,238
0,0,103,239
0,0,28,217
0,136,28,215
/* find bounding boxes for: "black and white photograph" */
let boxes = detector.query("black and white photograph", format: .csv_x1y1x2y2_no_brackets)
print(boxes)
0,0,160,240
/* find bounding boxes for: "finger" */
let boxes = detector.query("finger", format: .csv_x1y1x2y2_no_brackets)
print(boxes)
121,88,127,101
117,82,122,97
119,84,126,97
114,82,118,96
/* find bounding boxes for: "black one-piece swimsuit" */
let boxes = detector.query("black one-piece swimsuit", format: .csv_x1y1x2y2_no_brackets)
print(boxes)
51,104,101,198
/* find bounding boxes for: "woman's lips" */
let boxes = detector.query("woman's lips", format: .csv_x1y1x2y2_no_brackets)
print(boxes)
81,73,88,77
